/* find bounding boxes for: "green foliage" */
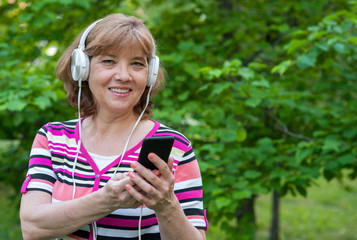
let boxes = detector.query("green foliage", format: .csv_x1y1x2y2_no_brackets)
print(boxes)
0,0,356,239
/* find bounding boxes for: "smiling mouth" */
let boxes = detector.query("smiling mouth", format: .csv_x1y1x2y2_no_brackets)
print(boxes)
109,88,131,94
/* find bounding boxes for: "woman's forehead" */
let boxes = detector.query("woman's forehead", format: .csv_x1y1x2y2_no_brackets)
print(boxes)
99,46,147,59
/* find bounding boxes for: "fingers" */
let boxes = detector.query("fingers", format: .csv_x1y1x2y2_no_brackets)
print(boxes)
104,173,142,209
111,173,127,181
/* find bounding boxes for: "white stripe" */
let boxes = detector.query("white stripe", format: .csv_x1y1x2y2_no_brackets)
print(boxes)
112,207,155,216
30,148,51,157
49,144,78,155
47,132,77,147
28,182,53,192
52,163,92,174
28,167,56,178
189,218,206,227
99,225,160,238
174,177,202,191
50,148,87,162
59,174,95,186
180,200,203,209
181,150,195,161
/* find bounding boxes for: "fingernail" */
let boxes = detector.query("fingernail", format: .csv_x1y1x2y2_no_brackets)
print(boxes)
125,184,131,190
128,172,135,178
131,162,137,168
148,153,155,159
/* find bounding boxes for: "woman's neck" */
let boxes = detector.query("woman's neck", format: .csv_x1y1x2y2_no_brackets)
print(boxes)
80,113,153,156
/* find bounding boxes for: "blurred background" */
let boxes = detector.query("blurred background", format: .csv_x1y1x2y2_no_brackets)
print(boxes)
1,0,357,239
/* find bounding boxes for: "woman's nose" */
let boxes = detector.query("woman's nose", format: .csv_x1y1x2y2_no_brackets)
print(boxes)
114,65,131,81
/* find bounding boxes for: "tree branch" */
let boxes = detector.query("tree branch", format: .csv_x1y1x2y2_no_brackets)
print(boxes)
268,112,314,142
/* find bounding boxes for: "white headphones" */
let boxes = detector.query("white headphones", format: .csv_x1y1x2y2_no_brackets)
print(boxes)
70,19,160,87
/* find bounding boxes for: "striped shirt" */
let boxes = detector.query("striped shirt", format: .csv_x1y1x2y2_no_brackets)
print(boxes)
21,119,208,239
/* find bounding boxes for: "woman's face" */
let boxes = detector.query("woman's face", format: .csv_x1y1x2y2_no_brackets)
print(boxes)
88,46,148,118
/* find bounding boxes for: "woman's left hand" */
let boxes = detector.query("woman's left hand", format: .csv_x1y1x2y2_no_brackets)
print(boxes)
125,153,176,212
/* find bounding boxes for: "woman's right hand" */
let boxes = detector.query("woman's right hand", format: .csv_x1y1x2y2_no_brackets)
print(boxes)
103,173,142,210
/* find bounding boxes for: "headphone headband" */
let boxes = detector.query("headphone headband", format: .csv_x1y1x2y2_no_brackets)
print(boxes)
70,18,159,87
78,19,102,50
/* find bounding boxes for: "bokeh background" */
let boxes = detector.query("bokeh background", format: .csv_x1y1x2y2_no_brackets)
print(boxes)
1,0,357,239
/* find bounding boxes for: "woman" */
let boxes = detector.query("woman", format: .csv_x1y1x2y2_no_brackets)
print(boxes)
20,13,207,240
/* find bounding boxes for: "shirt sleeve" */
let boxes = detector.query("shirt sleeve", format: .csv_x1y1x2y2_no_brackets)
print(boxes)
21,125,57,195
173,141,209,231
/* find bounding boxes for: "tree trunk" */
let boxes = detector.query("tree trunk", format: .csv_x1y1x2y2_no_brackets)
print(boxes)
270,190,280,240
235,195,256,240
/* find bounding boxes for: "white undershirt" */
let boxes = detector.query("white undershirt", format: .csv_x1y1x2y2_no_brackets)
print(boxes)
88,151,119,171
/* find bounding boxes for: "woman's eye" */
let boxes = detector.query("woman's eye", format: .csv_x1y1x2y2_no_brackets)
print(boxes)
132,61,145,67
102,59,114,64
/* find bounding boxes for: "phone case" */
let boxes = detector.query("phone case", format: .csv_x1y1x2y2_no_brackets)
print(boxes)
137,136,174,170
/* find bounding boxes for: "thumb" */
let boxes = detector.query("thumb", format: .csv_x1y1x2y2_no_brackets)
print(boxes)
167,157,174,172
111,173,126,181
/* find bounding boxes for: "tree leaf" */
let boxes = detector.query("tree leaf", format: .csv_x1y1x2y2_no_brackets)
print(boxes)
34,96,52,110
296,54,315,69
295,148,313,162
6,99,27,112
239,67,255,80
333,42,349,54
244,170,261,179
245,98,261,107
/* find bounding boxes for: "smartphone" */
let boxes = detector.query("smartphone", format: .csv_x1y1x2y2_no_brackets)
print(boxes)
137,136,174,170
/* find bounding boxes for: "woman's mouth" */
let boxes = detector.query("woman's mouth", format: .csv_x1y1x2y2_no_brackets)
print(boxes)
109,88,131,94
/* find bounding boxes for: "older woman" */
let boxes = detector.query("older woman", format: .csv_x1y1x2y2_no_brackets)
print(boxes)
20,13,207,240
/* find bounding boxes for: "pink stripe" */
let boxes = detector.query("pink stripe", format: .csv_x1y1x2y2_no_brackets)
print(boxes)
47,125,75,134
32,134,48,149
204,209,209,231
174,141,189,152
155,132,189,145
176,190,203,201
21,175,31,193
97,216,157,227
53,168,95,179
32,179,53,185
174,161,201,183
48,142,77,151
29,157,53,167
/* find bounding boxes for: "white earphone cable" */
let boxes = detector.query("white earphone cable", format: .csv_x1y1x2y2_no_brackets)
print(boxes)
72,81,82,199
113,85,153,175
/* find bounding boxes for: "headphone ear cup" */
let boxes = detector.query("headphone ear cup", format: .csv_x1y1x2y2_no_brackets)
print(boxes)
147,55,159,87
71,48,90,81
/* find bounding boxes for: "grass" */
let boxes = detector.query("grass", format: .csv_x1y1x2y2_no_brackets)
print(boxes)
0,185,21,240
1,177,356,240
206,176,357,240
255,176,357,240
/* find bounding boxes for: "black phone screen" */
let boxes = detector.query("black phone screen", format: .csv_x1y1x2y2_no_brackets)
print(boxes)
137,136,174,170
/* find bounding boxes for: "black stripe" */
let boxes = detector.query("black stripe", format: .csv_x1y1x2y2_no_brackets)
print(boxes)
31,173,56,184
47,125,75,134
58,178,94,188
175,186,202,194
30,154,51,160
183,148,193,157
55,171,95,182
29,164,53,171
106,213,156,220
53,120,78,127
95,232,161,240
156,126,189,142
37,130,47,137
97,222,157,231
27,188,52,195
183,208,204,216
179,198,203,204
70,229,89,238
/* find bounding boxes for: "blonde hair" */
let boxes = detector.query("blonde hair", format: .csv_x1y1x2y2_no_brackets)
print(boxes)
56,13,165,118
